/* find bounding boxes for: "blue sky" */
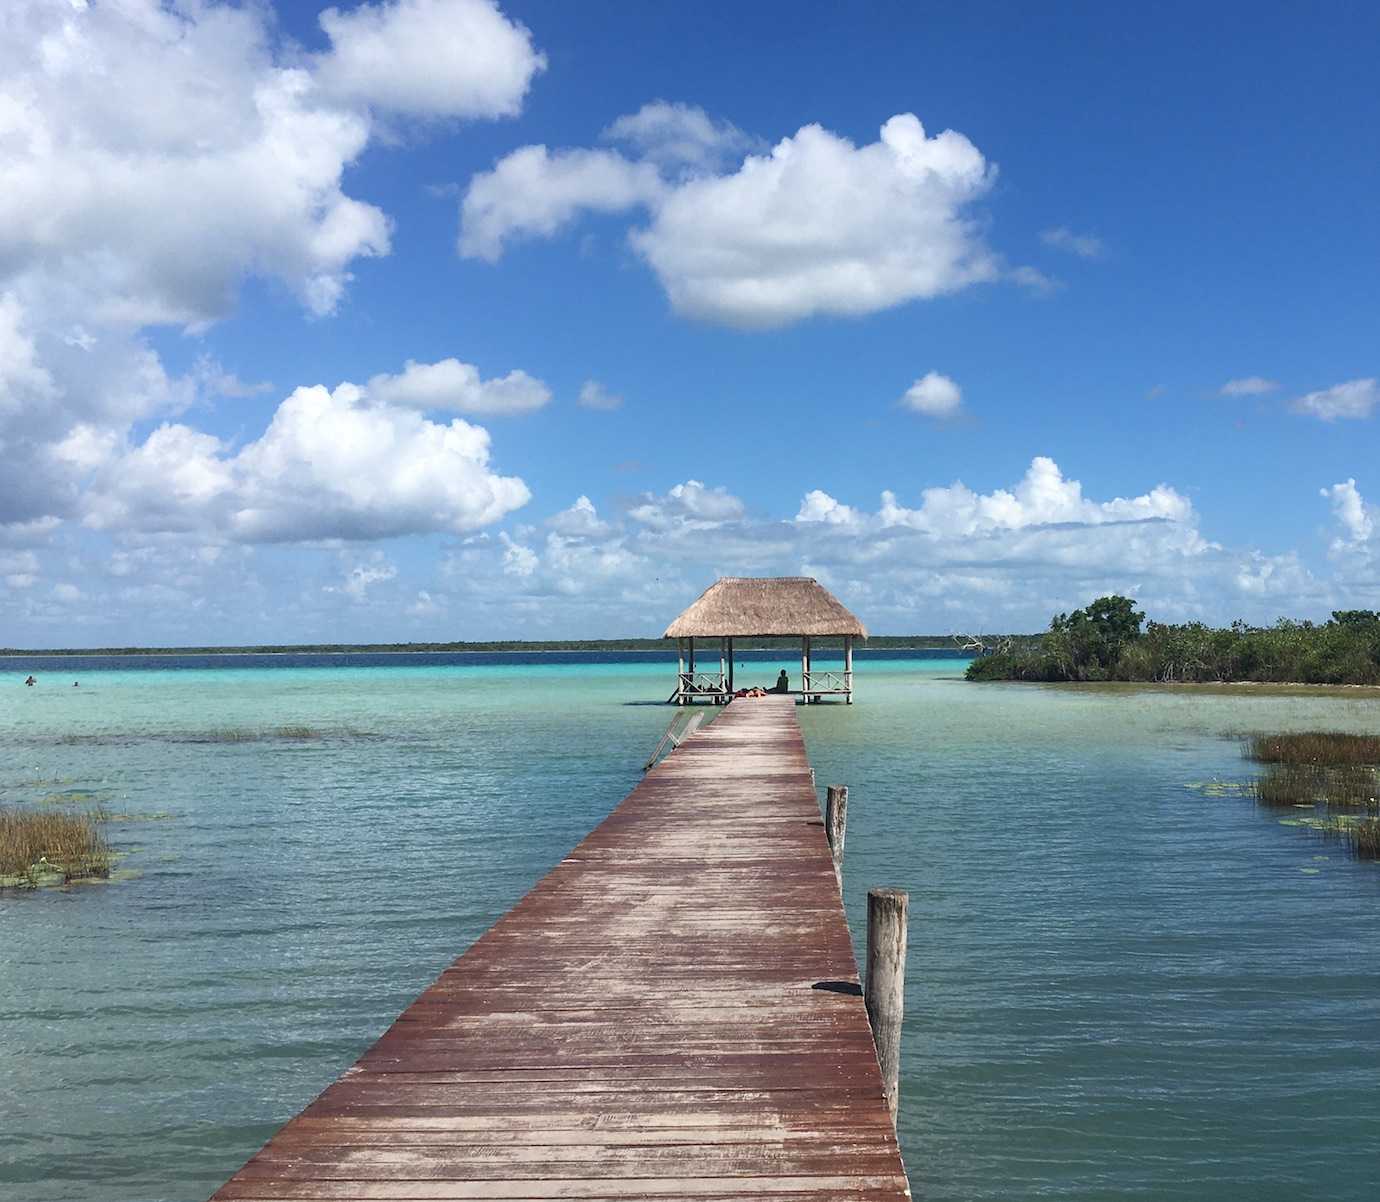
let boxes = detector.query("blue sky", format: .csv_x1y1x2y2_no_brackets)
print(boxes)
1,0,1377,645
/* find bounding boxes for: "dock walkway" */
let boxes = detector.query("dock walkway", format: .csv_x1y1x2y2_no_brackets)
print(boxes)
212,696,910,1200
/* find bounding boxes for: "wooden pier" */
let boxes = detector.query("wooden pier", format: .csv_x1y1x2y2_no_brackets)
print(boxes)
212,696,910,1201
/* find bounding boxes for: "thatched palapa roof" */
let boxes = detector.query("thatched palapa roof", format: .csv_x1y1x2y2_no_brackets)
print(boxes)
664,577,868,639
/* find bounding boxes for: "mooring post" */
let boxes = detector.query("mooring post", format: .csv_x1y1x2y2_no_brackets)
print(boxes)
866,886,908,1123
825,784,848,889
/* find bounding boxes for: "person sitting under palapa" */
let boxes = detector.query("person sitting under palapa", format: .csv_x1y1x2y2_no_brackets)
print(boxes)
733,670,790,700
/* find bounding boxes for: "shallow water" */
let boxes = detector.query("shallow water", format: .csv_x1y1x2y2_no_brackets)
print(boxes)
1,654,1377,1201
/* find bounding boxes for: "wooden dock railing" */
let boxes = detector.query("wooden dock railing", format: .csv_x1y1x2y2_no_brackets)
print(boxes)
210,695,910,1201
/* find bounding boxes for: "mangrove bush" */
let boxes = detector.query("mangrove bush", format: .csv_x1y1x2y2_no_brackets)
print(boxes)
967,600,1380,684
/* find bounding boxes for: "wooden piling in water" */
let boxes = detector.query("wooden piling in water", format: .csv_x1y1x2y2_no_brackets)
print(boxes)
866,886,909,1123
825,784,848,890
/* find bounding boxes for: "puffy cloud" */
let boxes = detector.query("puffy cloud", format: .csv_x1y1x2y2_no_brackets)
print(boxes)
83,424,233,534
84,384,530,543
548,495,612,538
331,557,399,600
796,490,861,526
875,457,1196,538
1322,479,1374,547
602,101,754,173
230,385,530,541
901,372,963,418
0,293,56,409
1040,227,1104,259
461,112,1007,327
1290,378,1378,421
1220,376,1278,397
500,532,538,577
459,146,663,261
577,379,623,410
315,0,545,119
0,0,394,327
0,0,544,543
432,456,1363,636
628,480,746,530
632,115,998,327
367,358,550,415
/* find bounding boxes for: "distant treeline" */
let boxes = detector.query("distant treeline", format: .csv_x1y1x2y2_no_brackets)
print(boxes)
966,596,1380,685
1,635,974,657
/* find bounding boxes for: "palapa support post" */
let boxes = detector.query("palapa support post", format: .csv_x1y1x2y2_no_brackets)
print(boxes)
677,639,686,705
866,886,908,1123
719,637,728,704
800,636,810,702
825,785,848,889
727,637,734,696
845,635,854,704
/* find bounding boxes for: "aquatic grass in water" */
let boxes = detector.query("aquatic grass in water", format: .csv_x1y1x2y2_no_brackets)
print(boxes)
187,725,323,743
1249,764,1380,810
1343,818,1380,859
1246,731,1380,766
1240,732,1380,861
0,805,112,887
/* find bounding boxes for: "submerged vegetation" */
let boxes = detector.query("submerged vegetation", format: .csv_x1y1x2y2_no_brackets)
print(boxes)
967,597,1380,685
187,725,323,743
0,806,113,887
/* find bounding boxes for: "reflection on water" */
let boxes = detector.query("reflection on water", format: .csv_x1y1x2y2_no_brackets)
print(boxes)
1,657,1378,1201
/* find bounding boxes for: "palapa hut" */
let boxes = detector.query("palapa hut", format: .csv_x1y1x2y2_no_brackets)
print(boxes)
664,576,868,705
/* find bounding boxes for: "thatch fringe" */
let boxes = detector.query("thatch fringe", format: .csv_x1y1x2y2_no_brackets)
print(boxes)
664,577,868,638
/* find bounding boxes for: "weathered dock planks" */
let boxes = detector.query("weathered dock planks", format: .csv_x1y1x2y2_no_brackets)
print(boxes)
211,695,910,1201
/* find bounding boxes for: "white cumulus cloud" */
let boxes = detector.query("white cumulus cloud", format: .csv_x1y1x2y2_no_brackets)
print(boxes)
1291,378,1378,421
1321,479,1374,547
548,495,612,537
367,358,551,415
459,146,663,261
461,111,1007,327
333,558,398,600
433,456,1357,637
316,0,545,119
84,383,531,543
875,456,1196,537
632,114,998,328
901,372,964,418
602,101,755,173
628,480,746,530
0,0,543,543
796,490,861,526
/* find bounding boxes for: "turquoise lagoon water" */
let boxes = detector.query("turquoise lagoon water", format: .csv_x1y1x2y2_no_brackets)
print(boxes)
1,653,1378,1202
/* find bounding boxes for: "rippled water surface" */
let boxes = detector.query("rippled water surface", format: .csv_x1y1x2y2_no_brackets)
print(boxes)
2,654,1378,1201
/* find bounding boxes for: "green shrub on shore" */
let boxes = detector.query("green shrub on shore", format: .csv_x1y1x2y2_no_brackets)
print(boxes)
967,601,1380,685
0,806,112,887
